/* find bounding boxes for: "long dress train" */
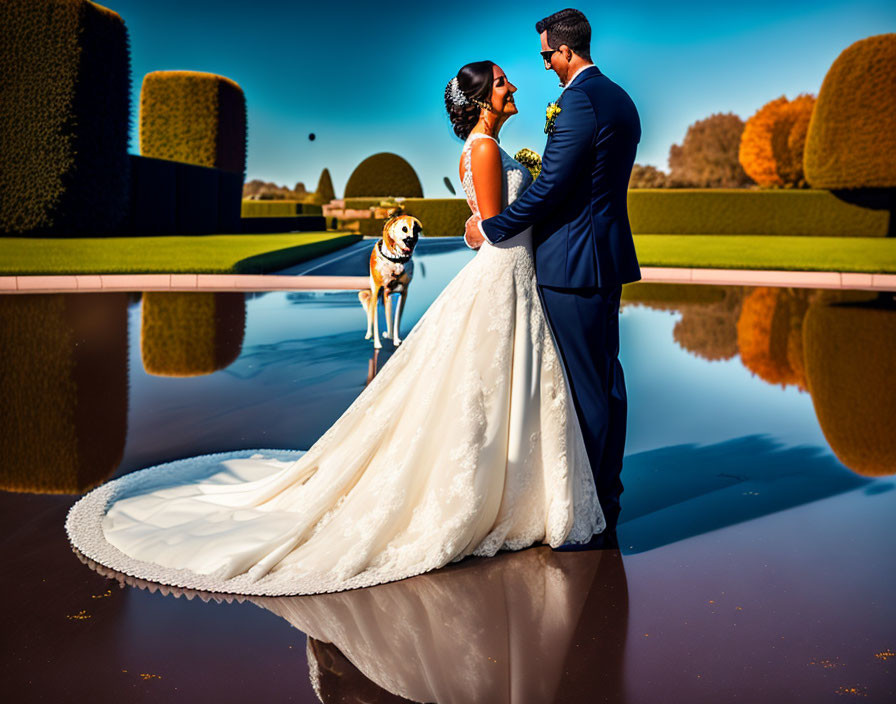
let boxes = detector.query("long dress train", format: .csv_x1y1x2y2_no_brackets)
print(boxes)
64,132,605,596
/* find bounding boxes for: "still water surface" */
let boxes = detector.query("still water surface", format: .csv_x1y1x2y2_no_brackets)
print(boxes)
1,238,893,702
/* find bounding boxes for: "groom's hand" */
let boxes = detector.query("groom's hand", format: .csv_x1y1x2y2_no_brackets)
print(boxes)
464,214,485,249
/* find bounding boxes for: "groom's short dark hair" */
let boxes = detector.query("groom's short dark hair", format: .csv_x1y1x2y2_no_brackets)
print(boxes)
536,8,591,61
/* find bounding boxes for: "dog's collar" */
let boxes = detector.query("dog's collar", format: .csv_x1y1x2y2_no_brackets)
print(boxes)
377,240,411,264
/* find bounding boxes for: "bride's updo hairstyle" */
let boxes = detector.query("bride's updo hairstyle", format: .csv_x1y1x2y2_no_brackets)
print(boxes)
444,60,495,140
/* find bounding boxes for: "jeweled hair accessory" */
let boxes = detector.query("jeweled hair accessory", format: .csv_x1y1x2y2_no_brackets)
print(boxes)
447,77,469,107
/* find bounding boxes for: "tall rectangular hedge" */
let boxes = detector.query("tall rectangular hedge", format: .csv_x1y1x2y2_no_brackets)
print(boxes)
0,0,132,236
344,191,889,238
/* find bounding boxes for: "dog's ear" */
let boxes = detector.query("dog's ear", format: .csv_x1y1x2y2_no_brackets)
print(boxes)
382,216,400,240
412,218,422,237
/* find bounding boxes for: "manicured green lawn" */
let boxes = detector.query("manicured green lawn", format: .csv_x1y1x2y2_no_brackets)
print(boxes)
1,232,894,275
0,232,361,275
633,235,896,273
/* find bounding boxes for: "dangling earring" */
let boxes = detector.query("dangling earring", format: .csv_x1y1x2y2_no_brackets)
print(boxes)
472,98,496,113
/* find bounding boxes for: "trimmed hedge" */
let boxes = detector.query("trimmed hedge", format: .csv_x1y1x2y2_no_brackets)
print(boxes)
628,190,888,236
347,191,887,237
241,201,323,217
240,215,327,234
0,0,131,236
122,154,243,235
0,293,128,493
139,70,247,177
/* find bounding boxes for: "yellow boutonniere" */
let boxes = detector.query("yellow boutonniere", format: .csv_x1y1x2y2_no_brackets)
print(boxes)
544,102,562,134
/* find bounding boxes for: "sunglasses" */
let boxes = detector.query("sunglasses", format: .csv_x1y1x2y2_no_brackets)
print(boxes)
540,49,559,63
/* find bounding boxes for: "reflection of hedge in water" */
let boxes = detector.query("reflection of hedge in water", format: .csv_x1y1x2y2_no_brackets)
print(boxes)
141,292,246,376
805,34,896,189
803,300,896,477
0,294,128,493
0,0,131,236
736,288,815,389
620,282,726,311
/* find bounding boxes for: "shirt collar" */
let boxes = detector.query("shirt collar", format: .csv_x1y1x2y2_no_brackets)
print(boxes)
561,63,595,92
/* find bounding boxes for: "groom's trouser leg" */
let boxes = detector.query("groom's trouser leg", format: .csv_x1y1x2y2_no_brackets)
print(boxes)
537,284,626,530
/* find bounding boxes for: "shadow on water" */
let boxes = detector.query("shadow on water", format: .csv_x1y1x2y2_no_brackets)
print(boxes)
618,434,871,553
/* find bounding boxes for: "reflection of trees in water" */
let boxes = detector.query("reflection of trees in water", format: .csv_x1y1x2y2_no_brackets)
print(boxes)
0,293,129,493
621,283,895,477
737,287,812,389
75,545,628,704
803,293,896,477
674,286,746,361
140,292,246,377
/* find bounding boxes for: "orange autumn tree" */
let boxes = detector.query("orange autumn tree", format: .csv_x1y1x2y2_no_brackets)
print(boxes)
739,95,816,187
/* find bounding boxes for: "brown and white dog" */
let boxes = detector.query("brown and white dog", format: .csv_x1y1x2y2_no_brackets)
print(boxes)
359,214,422,348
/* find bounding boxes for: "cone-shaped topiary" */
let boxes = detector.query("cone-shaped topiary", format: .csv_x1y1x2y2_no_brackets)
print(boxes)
0,293,129,493
344,153,423,198
141,292,246,377
803,299,896,476
804,34,896,189
0,0,132,236
315,168,336,203
139,70,247,177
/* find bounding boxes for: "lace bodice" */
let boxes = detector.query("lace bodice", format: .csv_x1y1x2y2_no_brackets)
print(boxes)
461,133,533,221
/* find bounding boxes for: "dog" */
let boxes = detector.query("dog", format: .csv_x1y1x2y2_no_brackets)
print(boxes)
358,214,422,349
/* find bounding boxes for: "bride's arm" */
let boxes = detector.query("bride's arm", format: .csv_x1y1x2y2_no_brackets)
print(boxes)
463,138,503,248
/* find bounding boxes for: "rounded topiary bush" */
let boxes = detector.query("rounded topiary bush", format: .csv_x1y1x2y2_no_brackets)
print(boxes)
344,153,423,198
803,300,896,476
804,33,896,189
141,292,246,377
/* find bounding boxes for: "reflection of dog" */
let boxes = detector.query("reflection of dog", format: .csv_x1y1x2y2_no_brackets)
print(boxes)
359,215,421,348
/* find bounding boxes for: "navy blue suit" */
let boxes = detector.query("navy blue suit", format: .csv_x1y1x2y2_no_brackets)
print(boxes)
481,66,641,531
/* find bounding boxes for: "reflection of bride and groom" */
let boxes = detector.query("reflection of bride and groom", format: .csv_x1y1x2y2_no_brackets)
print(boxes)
66,8,644,599
76,544,628,704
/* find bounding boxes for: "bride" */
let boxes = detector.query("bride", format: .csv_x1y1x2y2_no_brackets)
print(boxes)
65,61,605,597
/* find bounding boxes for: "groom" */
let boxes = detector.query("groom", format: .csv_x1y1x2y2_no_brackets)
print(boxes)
465,8,642,541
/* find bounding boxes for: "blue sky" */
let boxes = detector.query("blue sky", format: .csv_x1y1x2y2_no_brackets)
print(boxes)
112,1,895,197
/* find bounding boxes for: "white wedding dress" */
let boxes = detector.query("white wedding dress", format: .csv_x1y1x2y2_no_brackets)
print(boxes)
65,132,605,596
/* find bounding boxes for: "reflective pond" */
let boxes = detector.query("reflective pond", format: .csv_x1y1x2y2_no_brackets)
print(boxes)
1,238,894,702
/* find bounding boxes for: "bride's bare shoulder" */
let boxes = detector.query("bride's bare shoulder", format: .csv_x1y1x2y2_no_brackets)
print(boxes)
467,136,501,171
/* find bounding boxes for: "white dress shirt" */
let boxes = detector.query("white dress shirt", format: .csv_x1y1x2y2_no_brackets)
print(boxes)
468,64,595,248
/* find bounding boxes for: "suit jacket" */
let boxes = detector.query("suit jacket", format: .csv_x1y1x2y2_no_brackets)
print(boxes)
481,66,642,289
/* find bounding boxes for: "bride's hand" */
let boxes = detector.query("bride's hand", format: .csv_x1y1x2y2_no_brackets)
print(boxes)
464,214,485,250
